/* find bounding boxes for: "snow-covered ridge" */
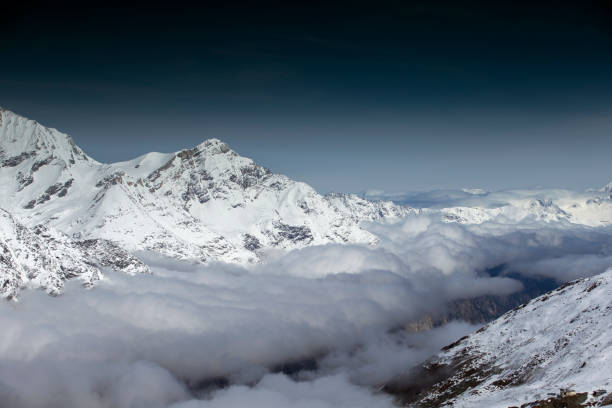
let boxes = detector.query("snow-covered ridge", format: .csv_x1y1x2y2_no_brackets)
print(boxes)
0,108,413,267
404,269,612,407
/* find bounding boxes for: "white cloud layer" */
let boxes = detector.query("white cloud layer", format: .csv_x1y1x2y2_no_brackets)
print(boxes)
171,374,394,408
2,213,612,407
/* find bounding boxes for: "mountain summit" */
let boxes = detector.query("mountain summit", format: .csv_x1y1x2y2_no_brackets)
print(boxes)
0,107,93,167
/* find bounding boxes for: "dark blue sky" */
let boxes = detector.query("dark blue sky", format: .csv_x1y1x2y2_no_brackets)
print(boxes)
2,1,612,192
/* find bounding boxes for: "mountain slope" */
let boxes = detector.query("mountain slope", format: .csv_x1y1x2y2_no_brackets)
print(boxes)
0,107,413,263
0,209,149,298
398,269,612,407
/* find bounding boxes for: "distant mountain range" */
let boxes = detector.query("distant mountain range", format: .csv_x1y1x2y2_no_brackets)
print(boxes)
365,186,612,226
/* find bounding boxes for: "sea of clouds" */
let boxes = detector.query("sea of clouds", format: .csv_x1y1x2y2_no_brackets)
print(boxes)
2,211,612,407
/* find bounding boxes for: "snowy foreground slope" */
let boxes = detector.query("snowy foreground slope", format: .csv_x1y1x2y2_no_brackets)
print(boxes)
399,269,612,407
0,107,412,265
0,209,149,298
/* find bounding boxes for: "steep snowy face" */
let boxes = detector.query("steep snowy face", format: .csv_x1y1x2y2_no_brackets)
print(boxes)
0,109,412,264
404,269,612,407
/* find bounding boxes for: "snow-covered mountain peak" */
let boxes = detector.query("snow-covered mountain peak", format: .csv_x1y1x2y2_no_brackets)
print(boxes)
0,109,102,212
0,108,92,166
180,137,271,181
194,137,232,154
142,137,273,204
